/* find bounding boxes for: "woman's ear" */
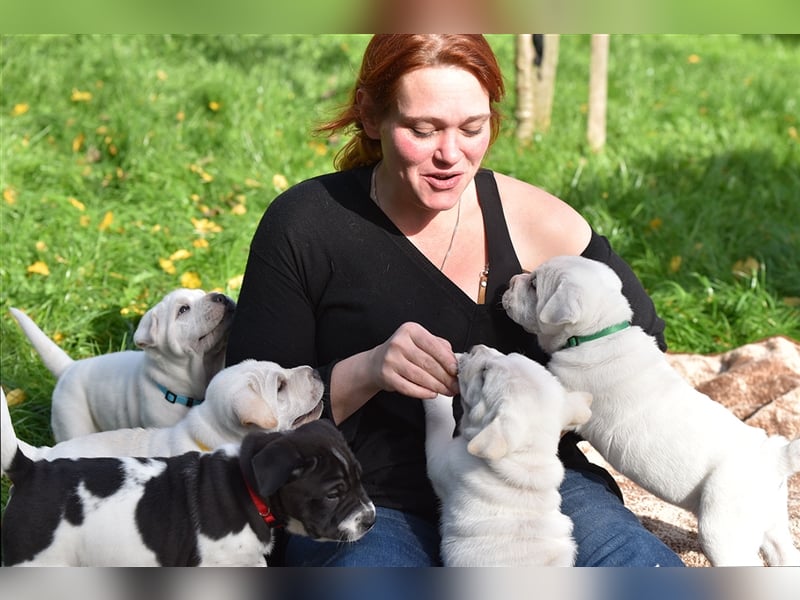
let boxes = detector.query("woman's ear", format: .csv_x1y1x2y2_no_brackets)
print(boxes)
356,88,380,140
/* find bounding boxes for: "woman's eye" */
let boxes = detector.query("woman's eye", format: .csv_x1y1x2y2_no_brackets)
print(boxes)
411,128,434,138
462,127,483,137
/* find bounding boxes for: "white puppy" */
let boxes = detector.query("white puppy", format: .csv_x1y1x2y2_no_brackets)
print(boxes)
10,288,236,441
2,359,324,463
424,344,592,566
502,255,800,566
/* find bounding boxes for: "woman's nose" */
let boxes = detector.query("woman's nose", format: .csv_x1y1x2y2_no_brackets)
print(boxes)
434,131,461,165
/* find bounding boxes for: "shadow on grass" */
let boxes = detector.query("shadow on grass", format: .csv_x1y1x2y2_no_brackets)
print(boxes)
571,147,800,301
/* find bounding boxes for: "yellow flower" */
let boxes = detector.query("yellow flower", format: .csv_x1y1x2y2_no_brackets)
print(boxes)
35,240,48,251
72,132,85,152
27,260,50,276
6,388,26,406
98,211,114,231
231,203,247,216
176,111,185,122
192,238,209,249
180,271,202,289
308,140,328,156
648,217,663,231
53,331,65,343
272,173,289,191
687,54,701,64
191,217,222,235
3,187,17,205
789,126,798,141
159,258,177,275
244,178,262,188
669,256,682,273
227,274,244,291
71,89,93,102
79,215,91,227
12,103,30,116
156,69,168,81
68,197,86,211
169,249,192,261
208,101,221,111
120,302,147,317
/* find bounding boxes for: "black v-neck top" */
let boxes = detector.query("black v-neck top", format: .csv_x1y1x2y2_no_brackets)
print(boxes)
226,166,666,520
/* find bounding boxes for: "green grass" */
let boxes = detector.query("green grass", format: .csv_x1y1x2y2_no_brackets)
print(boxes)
2,35,799,506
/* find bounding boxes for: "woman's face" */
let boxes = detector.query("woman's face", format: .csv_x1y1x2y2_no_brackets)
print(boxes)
365,66,492,212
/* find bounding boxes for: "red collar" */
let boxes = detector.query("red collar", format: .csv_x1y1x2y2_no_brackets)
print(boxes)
244,479,280,528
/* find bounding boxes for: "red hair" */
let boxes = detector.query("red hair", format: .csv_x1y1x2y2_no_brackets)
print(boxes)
317,34,505,171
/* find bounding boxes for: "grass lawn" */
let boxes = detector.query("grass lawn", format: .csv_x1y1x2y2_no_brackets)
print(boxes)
1,35,799,505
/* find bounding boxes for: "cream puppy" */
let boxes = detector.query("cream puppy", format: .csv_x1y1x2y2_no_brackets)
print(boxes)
2,359,324,463
502,255,800,566
11,288,235,441
424,345,592,567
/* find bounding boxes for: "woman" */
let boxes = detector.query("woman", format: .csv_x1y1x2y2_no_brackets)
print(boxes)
226,34,684,567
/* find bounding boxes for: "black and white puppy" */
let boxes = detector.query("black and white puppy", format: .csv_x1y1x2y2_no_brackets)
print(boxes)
1,413,376,567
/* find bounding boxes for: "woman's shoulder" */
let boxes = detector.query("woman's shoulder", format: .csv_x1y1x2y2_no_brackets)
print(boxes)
490,171,592,268
267,167,370,219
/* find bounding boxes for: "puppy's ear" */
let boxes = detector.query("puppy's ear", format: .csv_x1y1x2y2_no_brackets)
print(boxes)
133,310,158,348
235,384,279,431
563,391,593,429
467,418,509,460
538,281,581,325
250,437,305,497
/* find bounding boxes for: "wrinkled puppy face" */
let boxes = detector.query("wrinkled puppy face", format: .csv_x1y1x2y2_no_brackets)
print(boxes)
133,288,236,358
247,420,376,542
207,360,325,434
457,345,592,460
502,256,630,354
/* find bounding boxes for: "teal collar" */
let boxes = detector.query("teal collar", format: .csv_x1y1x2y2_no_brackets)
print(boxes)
157,383,203,408
563,321,631,350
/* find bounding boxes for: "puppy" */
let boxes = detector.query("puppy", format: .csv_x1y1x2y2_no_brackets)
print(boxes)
2,359,325,462
424,344,592,566
502,255,800,566
1,415,376,566
11,288,236,441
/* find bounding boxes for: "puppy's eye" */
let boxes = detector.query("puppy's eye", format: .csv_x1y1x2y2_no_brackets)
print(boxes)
177,305,190,316
325,486,344,501
529,275,537,290
276,377,286,392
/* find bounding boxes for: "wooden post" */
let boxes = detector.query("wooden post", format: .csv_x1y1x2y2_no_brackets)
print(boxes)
515,34,534,143
532,34,559,132
587,34,610,152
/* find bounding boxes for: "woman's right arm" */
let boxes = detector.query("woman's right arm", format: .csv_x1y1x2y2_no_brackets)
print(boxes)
226,196,457,425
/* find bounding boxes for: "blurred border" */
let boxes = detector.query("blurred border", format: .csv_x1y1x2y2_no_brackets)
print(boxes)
1,568,800,600
1,0,799,33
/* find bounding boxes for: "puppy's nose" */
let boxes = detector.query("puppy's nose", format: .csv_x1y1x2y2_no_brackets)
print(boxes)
360,503,377,529
210,292,230,305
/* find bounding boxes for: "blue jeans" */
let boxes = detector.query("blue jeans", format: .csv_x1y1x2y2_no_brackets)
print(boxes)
282,467,684,567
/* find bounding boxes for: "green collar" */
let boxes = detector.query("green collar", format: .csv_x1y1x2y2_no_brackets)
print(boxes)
563,321,631,350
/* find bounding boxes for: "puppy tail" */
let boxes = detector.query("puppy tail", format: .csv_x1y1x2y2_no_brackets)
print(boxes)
10,307,74,378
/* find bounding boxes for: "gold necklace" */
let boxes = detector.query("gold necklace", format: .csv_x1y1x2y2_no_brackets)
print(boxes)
370,163,461,271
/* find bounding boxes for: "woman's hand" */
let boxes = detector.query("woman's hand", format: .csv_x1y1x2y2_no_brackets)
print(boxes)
329,322,459,424
368,322,459,399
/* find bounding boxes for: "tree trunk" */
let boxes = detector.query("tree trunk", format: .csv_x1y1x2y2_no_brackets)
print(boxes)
532,34,559,132
514,34,534,143
587,34,610,152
